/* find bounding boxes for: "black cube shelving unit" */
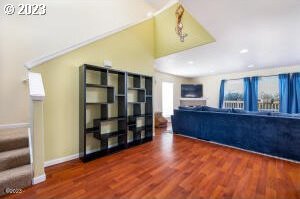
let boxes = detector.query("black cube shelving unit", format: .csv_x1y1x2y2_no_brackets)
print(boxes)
127,72,153,146
79,64,153,162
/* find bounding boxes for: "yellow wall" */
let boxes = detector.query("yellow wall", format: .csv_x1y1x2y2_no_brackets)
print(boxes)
31,3,216,162
154,3,215,58
33,19,155,161
0,0,155,125
32,101,45,177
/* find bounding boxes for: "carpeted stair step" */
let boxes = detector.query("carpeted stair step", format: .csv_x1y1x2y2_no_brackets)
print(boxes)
0,165,32,196
0,148,30,172
0,128,29,153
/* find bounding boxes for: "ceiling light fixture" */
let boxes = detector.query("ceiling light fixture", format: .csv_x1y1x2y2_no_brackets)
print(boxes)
188,61,194,64
240,49,249,54
248,64,255,68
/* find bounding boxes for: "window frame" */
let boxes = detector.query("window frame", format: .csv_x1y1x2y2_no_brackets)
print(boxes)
257,75,280,112
223,79,244,109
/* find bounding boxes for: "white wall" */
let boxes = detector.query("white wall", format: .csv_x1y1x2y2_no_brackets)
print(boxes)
145,0,177,10
191,65,300,108
154,71,192,113
0,0,155,124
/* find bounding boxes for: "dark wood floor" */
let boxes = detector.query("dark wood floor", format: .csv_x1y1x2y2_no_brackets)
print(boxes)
3,126,300,199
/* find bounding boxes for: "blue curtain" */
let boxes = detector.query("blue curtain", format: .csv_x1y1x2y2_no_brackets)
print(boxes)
290,73,300,113
219,80,225,108
279,74,290,113
251,76,259,111
244,77,251,111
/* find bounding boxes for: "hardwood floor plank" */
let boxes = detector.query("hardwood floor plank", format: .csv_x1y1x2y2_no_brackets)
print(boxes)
1,126,299,199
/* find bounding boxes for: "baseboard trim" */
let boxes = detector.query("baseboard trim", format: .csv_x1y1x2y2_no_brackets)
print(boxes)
0,123,30,129
44,146,121,167
32,173,46,185
44,154,79,167
174,133,300,164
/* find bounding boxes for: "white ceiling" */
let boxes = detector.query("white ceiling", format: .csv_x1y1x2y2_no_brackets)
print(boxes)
145,0,175,10
154,0,300,77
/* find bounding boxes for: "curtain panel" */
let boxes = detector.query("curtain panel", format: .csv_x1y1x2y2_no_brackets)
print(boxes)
279,74,290,113
290,73,300,113
219,80,225,108
243,77,252,111
251,76,259,111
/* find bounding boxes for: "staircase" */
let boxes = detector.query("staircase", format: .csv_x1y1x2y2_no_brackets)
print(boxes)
0,128,32,196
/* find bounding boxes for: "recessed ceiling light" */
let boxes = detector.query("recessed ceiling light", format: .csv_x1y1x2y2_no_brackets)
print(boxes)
188,61,194,64
210,70,215,73
147,12,153,17
240,49,249,54
248,64,255,68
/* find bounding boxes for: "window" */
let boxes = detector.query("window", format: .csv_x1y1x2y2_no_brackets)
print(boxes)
223,79,244,109
162,82,174,117
258,76,279,112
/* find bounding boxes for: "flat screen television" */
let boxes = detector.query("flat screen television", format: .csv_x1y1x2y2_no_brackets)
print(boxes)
181,84,203,98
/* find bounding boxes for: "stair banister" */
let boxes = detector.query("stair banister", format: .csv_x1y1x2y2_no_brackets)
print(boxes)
28,71,46,184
